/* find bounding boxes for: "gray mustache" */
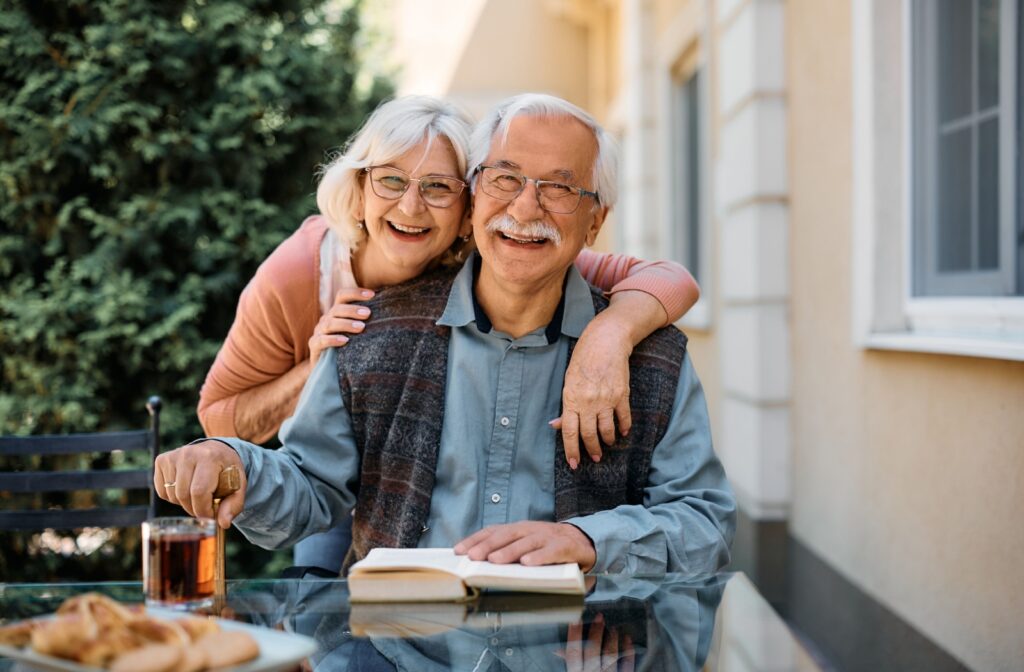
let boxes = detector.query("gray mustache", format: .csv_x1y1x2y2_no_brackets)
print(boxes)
485,215,563,245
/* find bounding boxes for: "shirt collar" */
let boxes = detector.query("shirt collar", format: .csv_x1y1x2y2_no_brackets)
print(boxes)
438,252,596,341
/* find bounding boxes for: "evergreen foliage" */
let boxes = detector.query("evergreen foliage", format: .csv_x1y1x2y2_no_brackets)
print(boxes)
0,0,391,580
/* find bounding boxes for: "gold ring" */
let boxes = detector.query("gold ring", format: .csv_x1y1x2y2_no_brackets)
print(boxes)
164,481,176,488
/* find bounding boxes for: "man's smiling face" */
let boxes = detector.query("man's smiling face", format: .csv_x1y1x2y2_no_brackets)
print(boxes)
470,114,607,291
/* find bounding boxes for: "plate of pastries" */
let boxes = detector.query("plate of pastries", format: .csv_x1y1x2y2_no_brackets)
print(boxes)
0,593,316,672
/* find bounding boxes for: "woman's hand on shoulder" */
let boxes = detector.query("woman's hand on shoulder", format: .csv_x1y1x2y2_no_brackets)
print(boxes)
308,287,375,365
557,316,634,469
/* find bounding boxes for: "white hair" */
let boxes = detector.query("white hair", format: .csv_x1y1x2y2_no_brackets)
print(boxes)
316,96,473,250
467,93,619,208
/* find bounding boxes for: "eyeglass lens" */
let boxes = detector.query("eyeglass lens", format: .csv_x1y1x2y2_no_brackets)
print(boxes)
478,167,586,214
368,167,465,207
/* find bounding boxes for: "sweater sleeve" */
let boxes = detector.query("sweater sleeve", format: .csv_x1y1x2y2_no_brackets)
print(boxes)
572,249,700,324
197,217,326,439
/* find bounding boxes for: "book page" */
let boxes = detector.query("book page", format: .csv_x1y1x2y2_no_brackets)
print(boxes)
351,548,464,575
456,556,579,582
458,557,584,593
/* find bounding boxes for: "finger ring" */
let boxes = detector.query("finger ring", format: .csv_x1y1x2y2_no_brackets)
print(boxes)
164,481,176,488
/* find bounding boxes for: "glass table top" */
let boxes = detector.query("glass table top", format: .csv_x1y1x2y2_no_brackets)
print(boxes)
0,572,820,671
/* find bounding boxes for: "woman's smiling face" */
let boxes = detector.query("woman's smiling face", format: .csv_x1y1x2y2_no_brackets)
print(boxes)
354,136,470,284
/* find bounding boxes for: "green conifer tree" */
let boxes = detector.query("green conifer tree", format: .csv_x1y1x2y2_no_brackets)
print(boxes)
0,0,391,580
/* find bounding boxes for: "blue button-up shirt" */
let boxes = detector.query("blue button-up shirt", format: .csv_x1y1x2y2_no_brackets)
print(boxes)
225,255,735,574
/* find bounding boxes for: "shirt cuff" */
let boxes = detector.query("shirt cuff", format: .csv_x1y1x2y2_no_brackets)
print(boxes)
564,509,667,575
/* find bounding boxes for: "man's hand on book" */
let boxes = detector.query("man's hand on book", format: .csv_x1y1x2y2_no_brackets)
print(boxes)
453,521,596,572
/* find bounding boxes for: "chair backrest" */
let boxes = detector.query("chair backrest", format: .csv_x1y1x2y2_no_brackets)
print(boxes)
0,396,162,531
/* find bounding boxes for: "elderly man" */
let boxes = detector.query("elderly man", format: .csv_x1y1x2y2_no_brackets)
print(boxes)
156,94,735,575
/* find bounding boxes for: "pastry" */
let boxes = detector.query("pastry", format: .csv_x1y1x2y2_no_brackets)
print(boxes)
110,643,183,672
193,630,260,668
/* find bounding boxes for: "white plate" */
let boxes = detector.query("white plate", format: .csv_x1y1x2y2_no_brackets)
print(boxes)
0,608,318,672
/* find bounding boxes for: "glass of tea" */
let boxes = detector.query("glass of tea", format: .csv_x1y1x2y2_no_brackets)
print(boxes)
142,517,216,608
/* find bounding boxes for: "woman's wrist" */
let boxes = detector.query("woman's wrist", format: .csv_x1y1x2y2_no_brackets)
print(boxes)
581,313,636,353
599,290,667,347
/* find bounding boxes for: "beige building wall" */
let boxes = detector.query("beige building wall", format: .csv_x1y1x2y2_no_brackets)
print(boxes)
787,2,1024,669
394,0,590,119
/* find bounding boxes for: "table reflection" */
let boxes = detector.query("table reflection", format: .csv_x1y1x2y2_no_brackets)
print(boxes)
225,574,726,672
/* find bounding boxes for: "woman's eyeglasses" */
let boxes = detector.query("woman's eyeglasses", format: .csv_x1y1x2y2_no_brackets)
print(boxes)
365,166,467,208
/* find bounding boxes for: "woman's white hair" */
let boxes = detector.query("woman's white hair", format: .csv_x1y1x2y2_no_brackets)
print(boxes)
467,93,619,208
316,96,473,250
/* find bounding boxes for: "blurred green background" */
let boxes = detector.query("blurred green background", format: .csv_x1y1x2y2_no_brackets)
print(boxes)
0,0,392,581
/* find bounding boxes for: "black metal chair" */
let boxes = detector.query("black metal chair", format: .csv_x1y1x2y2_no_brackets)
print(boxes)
0,396,162,531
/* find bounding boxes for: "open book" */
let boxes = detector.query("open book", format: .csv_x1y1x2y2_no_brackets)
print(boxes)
348,548,586,603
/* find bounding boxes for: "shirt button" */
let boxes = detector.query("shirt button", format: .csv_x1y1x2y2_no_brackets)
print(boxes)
490,637,499,646
491,493,501,503
505,648,514,656
500,416,510,427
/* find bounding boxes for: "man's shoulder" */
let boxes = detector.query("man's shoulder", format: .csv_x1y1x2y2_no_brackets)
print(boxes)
630,323,689,374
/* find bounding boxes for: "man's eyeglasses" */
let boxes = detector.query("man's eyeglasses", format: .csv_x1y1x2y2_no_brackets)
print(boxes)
364,166,467,208
475,165,600,214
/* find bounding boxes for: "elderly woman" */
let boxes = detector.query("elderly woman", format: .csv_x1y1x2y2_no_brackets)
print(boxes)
196,96,699,572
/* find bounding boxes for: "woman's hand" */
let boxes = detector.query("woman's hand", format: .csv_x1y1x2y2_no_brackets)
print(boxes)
557,290,670,469
308,288,375,364
558,316,634,469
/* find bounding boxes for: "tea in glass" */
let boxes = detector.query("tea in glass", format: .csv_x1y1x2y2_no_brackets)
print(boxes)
142,517,216,608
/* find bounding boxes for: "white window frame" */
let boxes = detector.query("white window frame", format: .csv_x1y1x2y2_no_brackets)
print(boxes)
910,0,1017,297
852,0,1024,362
656,6,713,331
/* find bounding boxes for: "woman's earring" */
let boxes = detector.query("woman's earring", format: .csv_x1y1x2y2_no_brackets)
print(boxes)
455,233,472,263
356,221,365,230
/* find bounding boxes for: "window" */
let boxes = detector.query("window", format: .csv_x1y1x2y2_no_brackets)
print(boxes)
852,0,1024,360
669,64,711,328
673,67,705,284
911,0,1021,298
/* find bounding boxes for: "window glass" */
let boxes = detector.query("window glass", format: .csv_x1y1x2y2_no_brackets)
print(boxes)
674,68,703,284
980,0,1001,109
937,0,973,124
936,128,971,273
978,118,1000,269
912,0,1019,296
685,69,702,282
